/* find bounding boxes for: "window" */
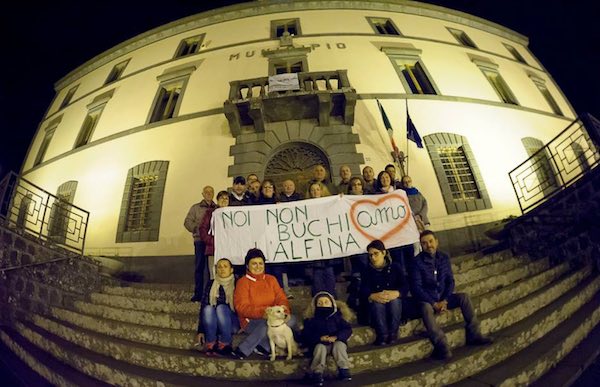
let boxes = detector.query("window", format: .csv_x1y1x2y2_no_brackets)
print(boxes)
59,85,78,110
174,34,205,58
74,110,101,148
271,19,301,38
48,181,78,243
116,161,169,242
34,128,56,166
529,75,563,115
273,60,305,75
522,137,558,195
34,116,62,166
383,47,438,95
424,133,492,214
104,59,130,84
149,80,184,123
447,27,477,48
503,43,527,64
470,55,518,105
367,17,401,35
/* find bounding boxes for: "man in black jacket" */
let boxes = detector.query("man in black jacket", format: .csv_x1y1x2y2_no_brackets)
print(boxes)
409,230,492,360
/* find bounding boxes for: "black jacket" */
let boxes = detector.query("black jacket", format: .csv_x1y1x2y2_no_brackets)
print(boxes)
359,258,408,301
301,312,352,353
408,250,455,305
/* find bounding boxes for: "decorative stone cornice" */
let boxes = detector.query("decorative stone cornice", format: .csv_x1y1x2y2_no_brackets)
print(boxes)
54,0,528,90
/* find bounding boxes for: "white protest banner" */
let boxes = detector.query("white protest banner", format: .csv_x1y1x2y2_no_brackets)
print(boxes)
213,191,419,265
268,73,300,91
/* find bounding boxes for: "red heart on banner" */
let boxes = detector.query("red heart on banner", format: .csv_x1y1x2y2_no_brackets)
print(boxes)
349,192,412,243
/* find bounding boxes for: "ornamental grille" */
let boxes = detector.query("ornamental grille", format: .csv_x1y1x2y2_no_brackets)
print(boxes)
125,175,158,232
438,146,481,200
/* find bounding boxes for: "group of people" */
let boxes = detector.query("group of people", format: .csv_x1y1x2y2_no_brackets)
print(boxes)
184,165,492,385
184,163,430,302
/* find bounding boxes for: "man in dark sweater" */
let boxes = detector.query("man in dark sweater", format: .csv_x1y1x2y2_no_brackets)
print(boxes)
409,230,492,360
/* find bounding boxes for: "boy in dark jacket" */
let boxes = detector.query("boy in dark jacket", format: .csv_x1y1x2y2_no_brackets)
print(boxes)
301,291,354,385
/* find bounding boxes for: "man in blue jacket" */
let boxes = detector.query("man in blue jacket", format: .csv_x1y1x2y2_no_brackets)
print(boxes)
409,230,492,360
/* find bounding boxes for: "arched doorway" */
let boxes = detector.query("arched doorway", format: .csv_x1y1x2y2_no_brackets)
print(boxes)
264,143,331,195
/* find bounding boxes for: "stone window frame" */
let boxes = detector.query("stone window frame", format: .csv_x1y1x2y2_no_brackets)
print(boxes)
174,33,206,58
104,59,131,85
446,27,477,48
366,17,402,36
528,73,563,116
48,180,78,242
470,54,519,105
270,18,302,38
59,84,79,110
147,63,198,124
74,89,114,149
503,43,527,64
521,137,559,195
34,115,62,166
424,132,492,214
116,160,169,243
382,46,440,95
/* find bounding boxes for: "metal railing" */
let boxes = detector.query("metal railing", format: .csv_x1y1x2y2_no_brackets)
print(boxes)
0,171,89,255
509,113,600,213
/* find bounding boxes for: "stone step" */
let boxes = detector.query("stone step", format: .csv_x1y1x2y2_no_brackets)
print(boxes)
20,266,594,381
52,258,557,350
100,249,516,301
345,273,600,386
70,259,568,334
0,325,111,387
451,293,600,386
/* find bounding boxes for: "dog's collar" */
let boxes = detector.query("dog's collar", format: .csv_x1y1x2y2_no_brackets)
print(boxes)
268,322,287,328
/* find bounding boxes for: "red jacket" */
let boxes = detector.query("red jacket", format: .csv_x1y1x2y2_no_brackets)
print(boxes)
198,207,215,255
234,272,290,330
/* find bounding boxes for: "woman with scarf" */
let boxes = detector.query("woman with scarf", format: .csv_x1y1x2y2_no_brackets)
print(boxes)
195,258,239,356
401,175,430,232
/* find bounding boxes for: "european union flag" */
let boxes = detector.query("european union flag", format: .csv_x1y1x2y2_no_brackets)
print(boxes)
406,108,423,149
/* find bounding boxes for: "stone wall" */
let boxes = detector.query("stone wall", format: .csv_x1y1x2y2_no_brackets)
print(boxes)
507,166,600,268
0,225,106,325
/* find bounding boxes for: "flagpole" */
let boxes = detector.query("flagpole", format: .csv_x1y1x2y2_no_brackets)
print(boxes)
406,99,409,176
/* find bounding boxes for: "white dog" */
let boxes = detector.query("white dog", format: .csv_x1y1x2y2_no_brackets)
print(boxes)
264,305,299,361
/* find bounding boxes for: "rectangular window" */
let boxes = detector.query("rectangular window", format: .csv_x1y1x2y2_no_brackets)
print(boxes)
105,59,130,84
271,19,301,38
481,69,518,105
438,146,481,200
59,85,78,110
174,34,205,58
503,43,527,64
530,76,563,115
274,60,304,74
34,129,56,166
392,57,437,95
447,27,477,48
367,17,401,35
125,175,159,232
149,81,183,123
74,109,102,148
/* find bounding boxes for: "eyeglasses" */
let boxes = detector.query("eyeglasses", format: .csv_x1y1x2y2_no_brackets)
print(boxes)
263,185,274,189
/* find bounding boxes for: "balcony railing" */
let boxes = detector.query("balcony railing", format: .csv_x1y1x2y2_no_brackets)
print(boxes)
509,113,600,213
224,70,357,135
0,171,89,255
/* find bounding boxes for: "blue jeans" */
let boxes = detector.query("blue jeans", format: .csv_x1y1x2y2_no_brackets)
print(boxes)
369,297,402,338
312,263,336,298
237,314,298,357
201,304,239,344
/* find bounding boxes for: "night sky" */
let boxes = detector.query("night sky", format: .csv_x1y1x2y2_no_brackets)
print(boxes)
1,0,598,178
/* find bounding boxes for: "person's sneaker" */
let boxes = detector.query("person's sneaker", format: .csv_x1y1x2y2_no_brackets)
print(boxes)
466,334,493,346
313,372,324,387
204,342,217,356
217,344,233,357
230,347,246,360
431,344,452,360
387,333,398,344
338,368,352,381
373,335,387,346
253,345,270,357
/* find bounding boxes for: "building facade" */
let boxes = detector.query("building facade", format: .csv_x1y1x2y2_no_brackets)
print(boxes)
20,0,576,258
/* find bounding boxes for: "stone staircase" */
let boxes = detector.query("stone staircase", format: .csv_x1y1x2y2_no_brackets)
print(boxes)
1,246,600,386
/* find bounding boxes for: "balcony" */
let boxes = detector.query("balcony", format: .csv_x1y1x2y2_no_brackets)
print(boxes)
223,70,357,136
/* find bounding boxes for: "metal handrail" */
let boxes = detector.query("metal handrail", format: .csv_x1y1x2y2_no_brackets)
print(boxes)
509,113,600,213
